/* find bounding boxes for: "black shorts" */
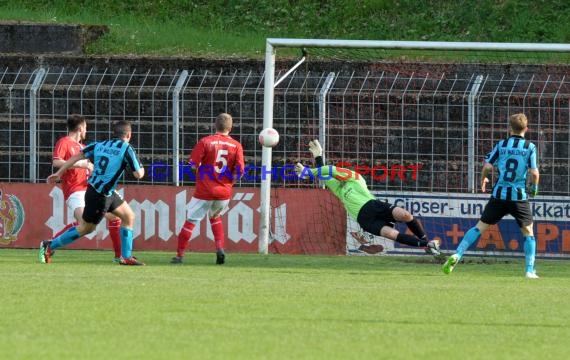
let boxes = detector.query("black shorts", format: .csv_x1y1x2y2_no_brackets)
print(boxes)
356,199,397,236
82,185,124,225
480,197,533,227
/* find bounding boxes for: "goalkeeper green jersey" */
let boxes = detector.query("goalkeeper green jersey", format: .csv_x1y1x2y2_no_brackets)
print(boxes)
309,166,375,220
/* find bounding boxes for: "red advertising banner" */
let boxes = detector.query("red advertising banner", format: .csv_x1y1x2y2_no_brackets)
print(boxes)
0,183,346,255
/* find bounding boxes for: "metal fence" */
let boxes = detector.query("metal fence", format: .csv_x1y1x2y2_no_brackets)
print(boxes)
1,65,569,196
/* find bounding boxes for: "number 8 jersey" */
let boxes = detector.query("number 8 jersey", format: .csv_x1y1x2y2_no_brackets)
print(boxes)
82,139,142,196
484,135,538,201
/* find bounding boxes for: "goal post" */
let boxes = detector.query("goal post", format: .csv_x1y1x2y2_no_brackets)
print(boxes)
259,38,570,257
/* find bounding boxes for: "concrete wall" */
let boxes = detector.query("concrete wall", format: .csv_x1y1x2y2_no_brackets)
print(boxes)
0,22,107,55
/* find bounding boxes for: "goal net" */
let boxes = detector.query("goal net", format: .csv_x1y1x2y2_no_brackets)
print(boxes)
260,38,570,260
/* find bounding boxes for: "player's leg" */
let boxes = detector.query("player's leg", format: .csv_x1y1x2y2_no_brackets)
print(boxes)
39,219,97,263
108,193,143,265
45,204,81,262
391,206,428,240
457,221,489,258
442,200,501,274
511,201,538,278
380,225,426,247
172,197,209,263
52,219,97,246
357,200,432,251
390,206,439,255
521,223,538,278
43,191,97,253
456,199,505,259
39,189,99,263
208,199,230,265
104,212,122,262
51,190,85,239
69,191,86,225
52,220,78,239
441,220,490,274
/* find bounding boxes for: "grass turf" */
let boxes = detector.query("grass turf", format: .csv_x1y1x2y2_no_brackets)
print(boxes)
4,1,570,58
1,249,569,359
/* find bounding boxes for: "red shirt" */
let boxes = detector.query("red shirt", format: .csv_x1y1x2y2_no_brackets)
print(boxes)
53,136,88,200
190,133,244,200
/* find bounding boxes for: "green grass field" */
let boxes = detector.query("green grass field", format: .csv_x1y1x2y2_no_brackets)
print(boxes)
3,1,570,57
1,249,569,359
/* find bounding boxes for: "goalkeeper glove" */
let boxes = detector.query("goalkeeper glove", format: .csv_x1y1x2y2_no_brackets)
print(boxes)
308,140,323,158
529,183,538,197
295,162,307,179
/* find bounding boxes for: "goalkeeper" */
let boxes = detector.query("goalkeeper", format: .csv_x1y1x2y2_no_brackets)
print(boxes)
295,140,440,256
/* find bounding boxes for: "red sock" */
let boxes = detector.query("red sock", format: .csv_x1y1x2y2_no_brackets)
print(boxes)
107,218,122,258
177,220,195,258
52,222,78,239
210,217,225,251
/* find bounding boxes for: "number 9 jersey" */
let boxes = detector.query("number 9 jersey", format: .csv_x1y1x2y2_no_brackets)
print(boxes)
82,139,142,196
484,135,538,201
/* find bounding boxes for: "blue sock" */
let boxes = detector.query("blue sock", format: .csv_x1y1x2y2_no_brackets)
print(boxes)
120,227,133,259
523,236,536,273
456,227,481,260
50,227,80,250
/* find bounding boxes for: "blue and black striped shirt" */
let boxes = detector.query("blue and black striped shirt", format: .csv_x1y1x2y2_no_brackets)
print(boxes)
82,139,142,196
484,135,538,201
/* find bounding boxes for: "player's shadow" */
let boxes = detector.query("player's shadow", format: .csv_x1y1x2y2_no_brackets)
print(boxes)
158,251,444,274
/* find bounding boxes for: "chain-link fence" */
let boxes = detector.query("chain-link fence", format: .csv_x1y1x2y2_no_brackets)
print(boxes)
1,65,568,196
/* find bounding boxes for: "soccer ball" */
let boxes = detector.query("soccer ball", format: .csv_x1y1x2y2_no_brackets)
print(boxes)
258,128,280,148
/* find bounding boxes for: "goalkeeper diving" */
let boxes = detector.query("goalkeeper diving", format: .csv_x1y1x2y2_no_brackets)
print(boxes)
295,140,440,256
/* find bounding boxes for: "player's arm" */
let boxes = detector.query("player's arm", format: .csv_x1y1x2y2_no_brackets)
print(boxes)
52,141,92,171
480,162,493,193
528,168,539,196
188,141,205,176
528,146,539,197
232,145,245,183
125,145,145,179
295,163,342,193
308,140,324,167
52,158,66,168
47,153,85,183
132,169,144,179
53,158,92,171
481,142,500,193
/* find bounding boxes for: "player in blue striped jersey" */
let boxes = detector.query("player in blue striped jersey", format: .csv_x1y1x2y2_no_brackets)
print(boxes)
83,137,141,196
486,132,537,201
443,113,540,278
41,120,146,265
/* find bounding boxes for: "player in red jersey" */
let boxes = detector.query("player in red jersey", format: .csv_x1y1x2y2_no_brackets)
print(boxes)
171,113,245,264
51,114,123,262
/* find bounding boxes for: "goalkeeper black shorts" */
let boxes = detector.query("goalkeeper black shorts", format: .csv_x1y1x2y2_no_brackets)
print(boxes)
356,199,397,236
